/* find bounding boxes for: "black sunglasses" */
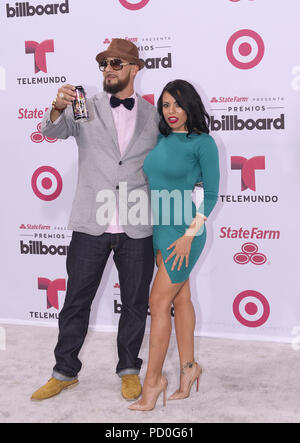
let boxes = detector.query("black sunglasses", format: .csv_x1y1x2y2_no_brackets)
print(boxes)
98,58,135,72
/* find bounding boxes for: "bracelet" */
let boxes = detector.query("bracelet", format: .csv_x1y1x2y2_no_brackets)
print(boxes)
51,98,64,112
196,212,207,221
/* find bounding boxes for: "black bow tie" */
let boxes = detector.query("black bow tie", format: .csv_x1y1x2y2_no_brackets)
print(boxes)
110,95,135,111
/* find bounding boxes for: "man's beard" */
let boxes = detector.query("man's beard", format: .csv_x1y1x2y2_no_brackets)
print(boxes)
103,73,131,94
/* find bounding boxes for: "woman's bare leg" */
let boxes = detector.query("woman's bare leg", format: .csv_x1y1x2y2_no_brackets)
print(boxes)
173,279,195,368
172,280,198,394
137,251,185,404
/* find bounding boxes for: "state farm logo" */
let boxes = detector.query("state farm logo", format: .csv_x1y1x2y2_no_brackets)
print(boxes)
103,36,172,70
31,166,63,201
31,122,57,143
231,155,265,192
103,37,138,45
233,290,270,328
219,226,280,240
210,96,249,104
234,243,267,265
19,223,51,230
119,0,150,10
6,1,70,17
226,29,264,70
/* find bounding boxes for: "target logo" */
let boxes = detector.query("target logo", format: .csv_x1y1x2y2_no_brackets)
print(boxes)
233,290,270,327
226,29,264,69
31,166,63,201
119,0,150,10
234,243,267,265
31,122,57,143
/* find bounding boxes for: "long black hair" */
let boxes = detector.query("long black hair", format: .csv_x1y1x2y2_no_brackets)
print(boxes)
157,79,210,136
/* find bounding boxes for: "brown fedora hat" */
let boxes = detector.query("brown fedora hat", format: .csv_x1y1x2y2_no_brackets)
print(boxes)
96,38,144,70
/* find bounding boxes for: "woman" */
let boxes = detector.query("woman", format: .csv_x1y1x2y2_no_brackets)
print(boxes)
128,80,220,411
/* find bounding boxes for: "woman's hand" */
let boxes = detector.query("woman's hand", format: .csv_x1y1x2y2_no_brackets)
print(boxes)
165,235,193,271
165,214,206,271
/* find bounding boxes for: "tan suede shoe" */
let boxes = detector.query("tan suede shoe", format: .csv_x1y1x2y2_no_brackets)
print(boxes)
31,377,78,401
121,375,142,401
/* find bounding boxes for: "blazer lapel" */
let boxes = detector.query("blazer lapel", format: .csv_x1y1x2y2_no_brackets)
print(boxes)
94,93,120,156
122,94,150,158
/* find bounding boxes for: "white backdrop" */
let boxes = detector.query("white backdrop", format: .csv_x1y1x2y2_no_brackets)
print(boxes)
1,0,300,343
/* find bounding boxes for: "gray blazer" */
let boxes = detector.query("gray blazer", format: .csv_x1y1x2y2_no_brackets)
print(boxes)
41,92,159,238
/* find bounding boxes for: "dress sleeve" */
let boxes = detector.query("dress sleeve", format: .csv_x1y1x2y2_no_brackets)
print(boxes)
196,135,220,218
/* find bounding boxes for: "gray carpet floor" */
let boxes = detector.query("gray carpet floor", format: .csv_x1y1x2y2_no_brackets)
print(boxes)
1,323,300,423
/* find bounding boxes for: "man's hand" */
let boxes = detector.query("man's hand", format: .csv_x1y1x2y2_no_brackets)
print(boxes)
50,84,77,122
54,84,77,110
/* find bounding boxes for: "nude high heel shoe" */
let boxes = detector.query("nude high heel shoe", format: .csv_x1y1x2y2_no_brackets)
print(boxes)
168,362,202,401
128,375,168,411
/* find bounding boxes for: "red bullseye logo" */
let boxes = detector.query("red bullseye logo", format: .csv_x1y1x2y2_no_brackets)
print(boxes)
31,123,57,143
226,29,264,69
31,166,62,201
233,290,270,327
234,243,267,265
119,0,150,10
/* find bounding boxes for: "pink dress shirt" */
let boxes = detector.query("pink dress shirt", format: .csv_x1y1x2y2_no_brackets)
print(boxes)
105,92,137,234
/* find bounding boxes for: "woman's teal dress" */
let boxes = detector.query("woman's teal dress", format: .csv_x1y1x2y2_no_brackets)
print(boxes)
143,132,220,284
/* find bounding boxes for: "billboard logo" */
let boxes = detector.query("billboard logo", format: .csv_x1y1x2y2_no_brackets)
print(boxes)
231,156,265,191
38,278,66,310
119,0,150,10
25,40,54,73
226,29,264,69
7,1,69,17
234,243,267,265
20,240,69,256
210,114,284,131
233,290,270,327
31,166,63,201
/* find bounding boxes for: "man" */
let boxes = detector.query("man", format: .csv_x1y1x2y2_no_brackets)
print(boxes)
31,39,159,401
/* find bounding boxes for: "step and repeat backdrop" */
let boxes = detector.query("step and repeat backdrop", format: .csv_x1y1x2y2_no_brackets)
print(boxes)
1,0,300,344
